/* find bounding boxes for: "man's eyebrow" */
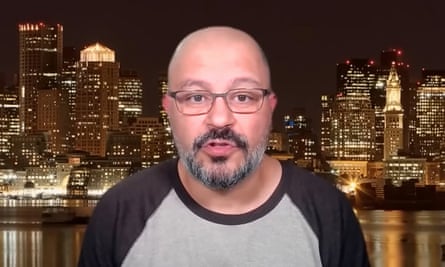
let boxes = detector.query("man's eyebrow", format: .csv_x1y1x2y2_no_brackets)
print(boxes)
171,77,262,91
230,77,262,87
176,80,210,90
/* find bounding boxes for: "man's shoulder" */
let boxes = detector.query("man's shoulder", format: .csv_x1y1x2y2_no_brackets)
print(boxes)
101,158,178,202
280,160,340,196
279,160,352,217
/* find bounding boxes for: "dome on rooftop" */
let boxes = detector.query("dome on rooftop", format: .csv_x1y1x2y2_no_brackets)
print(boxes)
80,42,115,63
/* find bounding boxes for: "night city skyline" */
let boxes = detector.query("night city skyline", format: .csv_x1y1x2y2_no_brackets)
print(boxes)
2,1,445,133
1,6,445,266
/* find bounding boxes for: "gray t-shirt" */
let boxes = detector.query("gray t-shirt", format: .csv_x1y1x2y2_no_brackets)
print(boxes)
78,159,370,267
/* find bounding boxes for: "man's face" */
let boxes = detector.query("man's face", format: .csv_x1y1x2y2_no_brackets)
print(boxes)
164,38,276,190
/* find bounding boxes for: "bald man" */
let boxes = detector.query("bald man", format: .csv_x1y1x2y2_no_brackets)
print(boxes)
78,26,370,267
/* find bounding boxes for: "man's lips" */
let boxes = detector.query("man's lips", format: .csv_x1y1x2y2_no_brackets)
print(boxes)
201,140,238,156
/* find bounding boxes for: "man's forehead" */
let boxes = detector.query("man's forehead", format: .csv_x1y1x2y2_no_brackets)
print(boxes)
168,26,270,88
176,30,258,58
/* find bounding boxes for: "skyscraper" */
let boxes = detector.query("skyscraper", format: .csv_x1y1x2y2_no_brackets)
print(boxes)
320,94,333,158
330,59,377,161
331,94,375,160
157,73,176,158
74,43,119,157
283,108,318,169
118,70,143,127
0,86,20,167
416,70,445,159
18,22,63,133
61,46,79,150
37,88,69,155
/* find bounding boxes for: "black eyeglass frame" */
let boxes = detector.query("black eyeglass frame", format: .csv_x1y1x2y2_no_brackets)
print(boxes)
167,88,272,115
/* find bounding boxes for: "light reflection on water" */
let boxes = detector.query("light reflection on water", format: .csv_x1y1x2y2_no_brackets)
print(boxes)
357,210,445,267
0,206,444,267
0,223,86,267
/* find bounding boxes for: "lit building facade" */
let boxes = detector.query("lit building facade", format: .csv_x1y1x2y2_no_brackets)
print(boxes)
9,133,48,169
105,131,141,166
384,156,425,184
0,86,20,167
383,65,404,160
378,49,414,154
416,70,445,159
141,117,170,168
327,160,368,183
118,70,143,127
329,59,377,161
18,22,63,133
267,131,287,152
320,94,333,158
74,43,119,157
61,46,79,149
158,73,176,158
283,108,318,169
37,89,70,155
331,94,375,160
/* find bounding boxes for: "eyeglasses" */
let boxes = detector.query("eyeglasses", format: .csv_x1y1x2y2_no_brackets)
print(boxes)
167,88,272,115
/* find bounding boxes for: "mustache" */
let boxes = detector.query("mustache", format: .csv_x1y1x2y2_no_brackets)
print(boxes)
193,127,247,150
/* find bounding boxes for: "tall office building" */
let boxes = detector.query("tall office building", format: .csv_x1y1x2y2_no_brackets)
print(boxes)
330,94,375,160
158,73,169,128
383,65,404,160
118,70,143,127
0,86,20,167
336,59,377,97
416,70,445,159
283,108,318,167
157,73,176,158
18,22,63,133
137,116,171,167
37,88,70,155
329,59,377,160
61,46,79,149
320,94,333,158
74,43,119,157
106,131,141,165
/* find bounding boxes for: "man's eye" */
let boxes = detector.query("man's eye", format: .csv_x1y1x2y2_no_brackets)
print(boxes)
235,94,249,102
185,94,206,103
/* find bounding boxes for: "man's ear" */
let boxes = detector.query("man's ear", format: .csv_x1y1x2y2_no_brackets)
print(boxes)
268,92,277,112
162,95,170,114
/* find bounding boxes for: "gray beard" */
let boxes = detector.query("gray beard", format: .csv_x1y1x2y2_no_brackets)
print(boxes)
176,127,268,190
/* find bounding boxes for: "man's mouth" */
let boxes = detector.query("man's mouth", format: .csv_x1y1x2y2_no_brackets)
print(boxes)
193,127,248,154
201,139,237,156
205,140,236,147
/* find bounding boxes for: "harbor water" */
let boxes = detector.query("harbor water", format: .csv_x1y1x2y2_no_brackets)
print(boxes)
0,200,444,267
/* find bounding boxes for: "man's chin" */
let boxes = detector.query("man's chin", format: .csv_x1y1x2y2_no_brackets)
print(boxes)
209,156,228,163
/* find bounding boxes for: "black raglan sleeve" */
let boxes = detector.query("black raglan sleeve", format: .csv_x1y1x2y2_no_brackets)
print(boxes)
77,191,119,267
77,159,178,267
283,161,370,267
334,192,370,267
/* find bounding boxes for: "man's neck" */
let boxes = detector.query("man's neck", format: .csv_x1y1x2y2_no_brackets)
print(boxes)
177,156,282,214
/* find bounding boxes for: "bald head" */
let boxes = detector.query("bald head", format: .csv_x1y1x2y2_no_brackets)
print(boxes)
167,26,271,90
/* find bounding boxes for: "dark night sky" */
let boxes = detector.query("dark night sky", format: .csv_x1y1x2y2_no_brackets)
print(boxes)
1,1,445,133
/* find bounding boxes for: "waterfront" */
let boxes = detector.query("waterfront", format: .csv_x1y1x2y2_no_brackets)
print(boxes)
0,206,444,267
358,210,445,267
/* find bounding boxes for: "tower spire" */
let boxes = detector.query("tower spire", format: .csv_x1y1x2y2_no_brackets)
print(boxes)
383,62,402,112
383,62,404,160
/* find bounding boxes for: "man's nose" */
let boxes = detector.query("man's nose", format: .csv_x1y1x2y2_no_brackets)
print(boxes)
204,96,235,128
